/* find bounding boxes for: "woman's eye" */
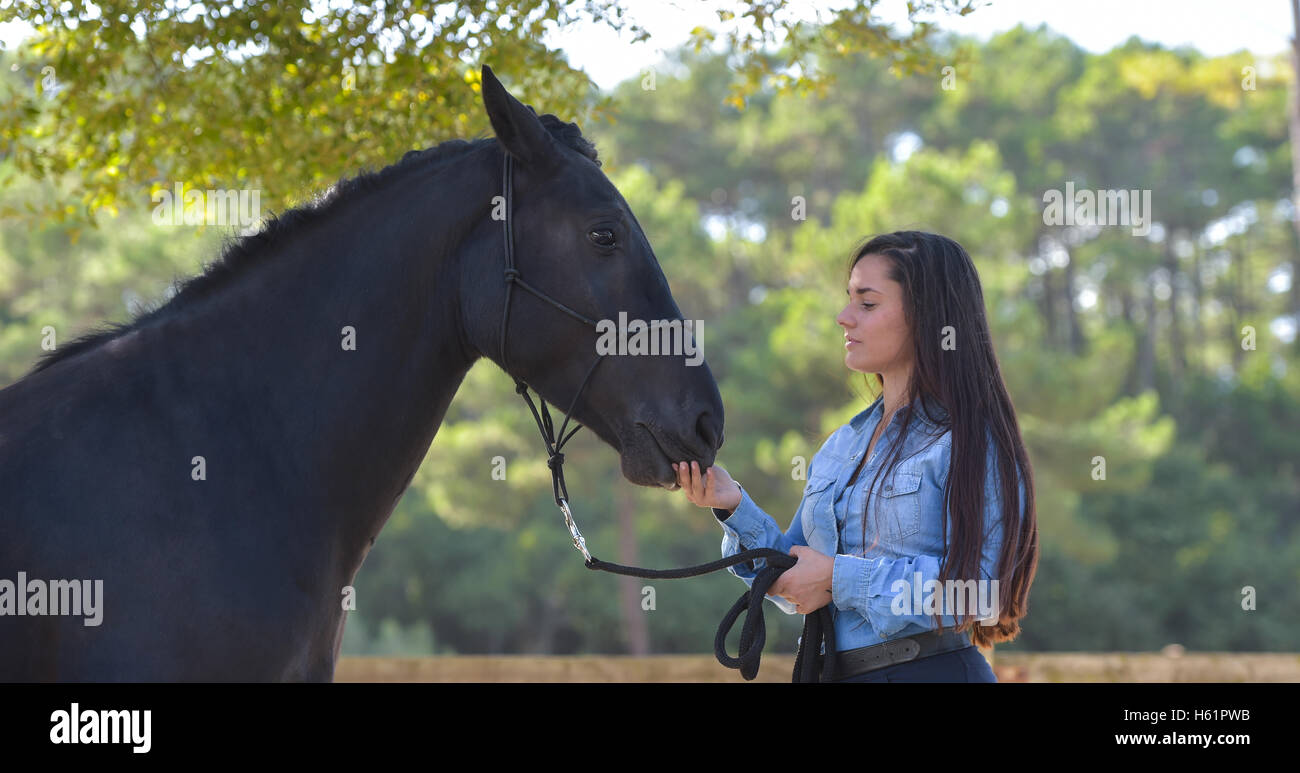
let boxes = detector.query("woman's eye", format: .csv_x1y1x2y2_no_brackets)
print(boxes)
861,303,876,310
589,229,616,248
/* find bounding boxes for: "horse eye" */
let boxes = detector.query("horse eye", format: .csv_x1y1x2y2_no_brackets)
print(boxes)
588,228,617,248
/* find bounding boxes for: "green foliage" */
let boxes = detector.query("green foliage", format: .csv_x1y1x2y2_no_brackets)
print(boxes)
0,0,968,225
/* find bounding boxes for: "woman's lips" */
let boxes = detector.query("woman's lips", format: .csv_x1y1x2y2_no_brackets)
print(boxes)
845,337,861,348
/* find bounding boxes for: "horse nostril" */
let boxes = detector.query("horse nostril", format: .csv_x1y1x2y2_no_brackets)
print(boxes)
696,411,723,452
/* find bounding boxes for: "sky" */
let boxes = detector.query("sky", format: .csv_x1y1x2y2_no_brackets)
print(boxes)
545,0,1294,91
1,1,1292,92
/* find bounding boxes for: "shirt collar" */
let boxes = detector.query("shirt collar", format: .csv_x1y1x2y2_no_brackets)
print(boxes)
849,393,949,434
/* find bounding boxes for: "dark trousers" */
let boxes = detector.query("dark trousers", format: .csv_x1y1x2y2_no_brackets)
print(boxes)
833,645,997,683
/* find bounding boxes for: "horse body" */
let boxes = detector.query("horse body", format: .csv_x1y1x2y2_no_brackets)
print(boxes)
0,151,484,680
0,67,723,680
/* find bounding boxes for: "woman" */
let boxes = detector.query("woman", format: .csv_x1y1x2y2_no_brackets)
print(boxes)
674,231,1038,682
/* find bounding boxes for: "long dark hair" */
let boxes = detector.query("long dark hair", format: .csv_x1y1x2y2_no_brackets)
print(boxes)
850,231,1037,647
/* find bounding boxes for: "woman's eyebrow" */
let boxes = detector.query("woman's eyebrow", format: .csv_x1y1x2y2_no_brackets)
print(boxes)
845,286,881,296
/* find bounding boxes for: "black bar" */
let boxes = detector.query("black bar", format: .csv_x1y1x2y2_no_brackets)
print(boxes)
0,682,1287,759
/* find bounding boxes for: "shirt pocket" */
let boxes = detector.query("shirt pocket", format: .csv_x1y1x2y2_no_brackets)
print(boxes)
798,474,837,546
877,469,922,542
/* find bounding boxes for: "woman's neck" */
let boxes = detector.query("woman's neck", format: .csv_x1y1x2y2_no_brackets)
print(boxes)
879,368,912,419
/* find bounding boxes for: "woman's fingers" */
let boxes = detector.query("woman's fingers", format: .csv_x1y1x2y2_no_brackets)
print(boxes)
675,462,697,504
675,460,728,509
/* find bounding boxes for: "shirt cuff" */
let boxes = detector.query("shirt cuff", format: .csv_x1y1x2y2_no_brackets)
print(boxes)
711,481,746,521
712,486,767,547
832,553,880,613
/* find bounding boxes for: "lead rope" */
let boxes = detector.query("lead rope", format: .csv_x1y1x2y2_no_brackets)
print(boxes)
496,151,835,682
511,379,837,682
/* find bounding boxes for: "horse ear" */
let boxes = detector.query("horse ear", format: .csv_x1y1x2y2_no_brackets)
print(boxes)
481,65,562,171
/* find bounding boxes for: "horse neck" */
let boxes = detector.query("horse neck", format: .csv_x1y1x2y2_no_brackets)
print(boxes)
169,150,494,557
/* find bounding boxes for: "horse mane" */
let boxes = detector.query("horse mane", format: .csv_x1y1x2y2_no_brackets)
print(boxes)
31,112,600,374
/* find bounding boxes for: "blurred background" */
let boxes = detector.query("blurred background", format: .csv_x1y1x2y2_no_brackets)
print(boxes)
1,1,1297,680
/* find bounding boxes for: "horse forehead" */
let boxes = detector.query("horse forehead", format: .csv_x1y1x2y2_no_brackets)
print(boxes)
537,168,623,208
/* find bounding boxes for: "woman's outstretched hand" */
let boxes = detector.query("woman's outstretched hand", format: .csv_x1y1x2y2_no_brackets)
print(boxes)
673,461,742,513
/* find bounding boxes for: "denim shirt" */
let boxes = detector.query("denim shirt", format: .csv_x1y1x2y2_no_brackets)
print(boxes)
714,394,1023,655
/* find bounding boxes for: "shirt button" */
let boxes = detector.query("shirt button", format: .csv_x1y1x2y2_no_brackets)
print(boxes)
884,484,893,491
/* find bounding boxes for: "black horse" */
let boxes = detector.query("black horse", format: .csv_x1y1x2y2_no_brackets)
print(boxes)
0,66,724,681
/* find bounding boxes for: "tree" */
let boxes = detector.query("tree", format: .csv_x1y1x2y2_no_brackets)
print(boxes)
0,0,981,225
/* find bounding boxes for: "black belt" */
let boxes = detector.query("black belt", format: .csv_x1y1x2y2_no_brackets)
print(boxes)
824,630,973,680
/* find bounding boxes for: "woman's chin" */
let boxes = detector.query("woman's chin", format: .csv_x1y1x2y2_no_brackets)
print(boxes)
844,354,872,372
